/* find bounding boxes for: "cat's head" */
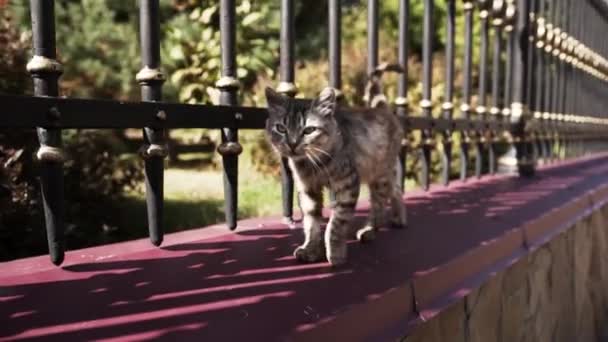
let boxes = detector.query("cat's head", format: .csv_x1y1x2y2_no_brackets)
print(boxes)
265,87,338,159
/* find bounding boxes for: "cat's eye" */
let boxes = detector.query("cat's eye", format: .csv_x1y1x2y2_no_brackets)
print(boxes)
275,124,287,134
302,127,317,135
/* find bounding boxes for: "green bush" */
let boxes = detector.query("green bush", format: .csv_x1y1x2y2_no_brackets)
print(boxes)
0,5,30,94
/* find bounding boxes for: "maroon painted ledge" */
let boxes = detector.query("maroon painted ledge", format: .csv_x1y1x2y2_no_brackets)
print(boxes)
2,153,608,342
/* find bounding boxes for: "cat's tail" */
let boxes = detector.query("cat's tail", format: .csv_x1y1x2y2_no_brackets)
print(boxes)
364,62,404,108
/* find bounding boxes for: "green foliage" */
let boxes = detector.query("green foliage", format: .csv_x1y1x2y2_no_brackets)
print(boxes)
0,5,30,95
342,0,448,53
7,0,142,99
163,0,280,105
54,0,141,99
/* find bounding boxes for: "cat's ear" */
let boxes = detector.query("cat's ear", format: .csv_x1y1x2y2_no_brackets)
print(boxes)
265,87,286,116
312,87,336,117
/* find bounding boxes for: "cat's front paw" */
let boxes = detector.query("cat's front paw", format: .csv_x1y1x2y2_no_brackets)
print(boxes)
356,226,376,242
326,244,347,267
293,244,325,263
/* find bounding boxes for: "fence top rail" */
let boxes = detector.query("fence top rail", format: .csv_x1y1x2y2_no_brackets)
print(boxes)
2,94,605,133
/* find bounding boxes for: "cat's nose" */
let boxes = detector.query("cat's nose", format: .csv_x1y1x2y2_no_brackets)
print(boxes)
288,142,297,152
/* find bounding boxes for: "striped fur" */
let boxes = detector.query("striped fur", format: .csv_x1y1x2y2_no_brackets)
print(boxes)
265,75,406,266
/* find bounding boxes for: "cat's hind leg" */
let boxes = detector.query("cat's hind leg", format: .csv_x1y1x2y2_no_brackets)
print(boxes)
390,185,407,229
357,178,391,243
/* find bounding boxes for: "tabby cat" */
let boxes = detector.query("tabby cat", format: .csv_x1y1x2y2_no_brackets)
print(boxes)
265,69,406,266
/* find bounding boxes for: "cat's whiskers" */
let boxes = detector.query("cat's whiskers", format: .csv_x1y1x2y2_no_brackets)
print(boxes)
304,151,322,175
309,146,332,160
307,148,332,178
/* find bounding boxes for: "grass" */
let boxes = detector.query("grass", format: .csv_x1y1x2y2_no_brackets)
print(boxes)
121,143,284,235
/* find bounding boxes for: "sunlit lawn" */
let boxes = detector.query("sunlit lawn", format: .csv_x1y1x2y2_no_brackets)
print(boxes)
122,158,284,235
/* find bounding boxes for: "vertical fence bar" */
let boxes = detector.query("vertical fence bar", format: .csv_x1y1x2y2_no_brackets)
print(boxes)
562,0,573,158
549,0,560,162
420,0,434,190
534,0,548,163
277,0,296,226
27,0,65,265
329,0,342,92
525,0,539,164
511,0,535,177
476,1,491,178
543,0,554,161
503,0,516,118
216,0,242,230
570,0,577,158
525,0,539,168
396,0,409,191
573,0,581,158
460,0,475,180
525,0,537,145
552,0,573,158
580,1,589,157
555,0,564,160
367,0,379,76
489,0,506,174
563,0,573,158
441,0,455,185
585,1,590,155
328,0,342,206
138,0,167,246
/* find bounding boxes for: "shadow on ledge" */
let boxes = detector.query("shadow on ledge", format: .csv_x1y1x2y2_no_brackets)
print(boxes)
2,154,608,341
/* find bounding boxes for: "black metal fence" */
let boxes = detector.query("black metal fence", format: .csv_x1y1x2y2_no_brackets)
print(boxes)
3,0,608,265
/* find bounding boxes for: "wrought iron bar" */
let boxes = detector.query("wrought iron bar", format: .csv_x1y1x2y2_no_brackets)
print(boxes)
327,0,343,207
138,0,167,247
277,0,296,226
0,95,266,128
460,0,475,180
555,0,566,160
420,0,434,190
550,0,561,162
329,0,342,93
489,0,506,174
563,0,574,158
534,0,549,163
28,0,65,265
511,0,535,177
557,0,569,160
543,0,554,161
526,0,540,165
396,0,410,191
0,94,527,132
217,0,242,230
368,0,379,76
502,0,516,169
503,1,516,119
475,0,491,178
525,0,539,164
440,0,456,185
